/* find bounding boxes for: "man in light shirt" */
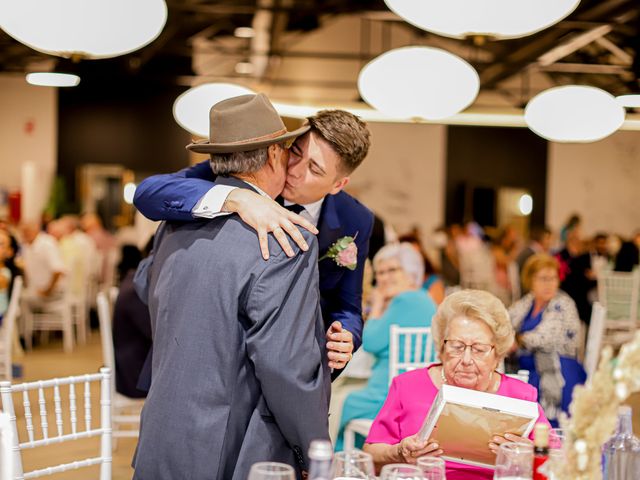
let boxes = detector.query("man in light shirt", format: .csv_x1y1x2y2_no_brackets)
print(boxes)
20,222,66,300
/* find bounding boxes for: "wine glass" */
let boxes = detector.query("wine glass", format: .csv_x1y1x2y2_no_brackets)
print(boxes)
417,456,446,480
379,464,424,480
247,462,295,480
493,442,533,480
331,450,376,479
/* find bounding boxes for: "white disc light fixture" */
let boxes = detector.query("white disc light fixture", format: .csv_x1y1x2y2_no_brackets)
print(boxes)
525,85,625,143
173,83,256,137
0,0,167,59
384,0,580,40
26,72,80,87
358,46,479,120
519,194,533,216
616,95,640,108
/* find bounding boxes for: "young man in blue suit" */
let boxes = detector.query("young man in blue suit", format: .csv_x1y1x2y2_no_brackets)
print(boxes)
134,109,374,372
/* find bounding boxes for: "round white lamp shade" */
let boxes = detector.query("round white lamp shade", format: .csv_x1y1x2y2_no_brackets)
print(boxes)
26,72,80,87
384,0,580,39
173,83,256,137
616,94,640,108
0,0,167,59
358,46,479,120
525,85,625,143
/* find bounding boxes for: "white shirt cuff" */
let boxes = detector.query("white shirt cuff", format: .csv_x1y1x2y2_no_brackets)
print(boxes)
192,185,237,219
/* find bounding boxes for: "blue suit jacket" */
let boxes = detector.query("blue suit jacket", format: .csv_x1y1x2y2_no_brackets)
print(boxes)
134,160,374,351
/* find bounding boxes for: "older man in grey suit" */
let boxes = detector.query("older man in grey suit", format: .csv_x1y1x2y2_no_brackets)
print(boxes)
132,93,330,480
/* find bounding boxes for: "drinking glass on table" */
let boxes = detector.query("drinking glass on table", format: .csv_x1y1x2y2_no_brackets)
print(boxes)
417,456,446,480
549,428,565,450
247,462,295,480
379,464,424,480
331,450,376,479
493,442,533,479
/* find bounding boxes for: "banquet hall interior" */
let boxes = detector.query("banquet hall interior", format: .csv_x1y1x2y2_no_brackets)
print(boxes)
1,0,640,479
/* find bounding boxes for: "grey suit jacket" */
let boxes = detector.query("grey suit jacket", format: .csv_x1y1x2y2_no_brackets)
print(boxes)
132,178,330,480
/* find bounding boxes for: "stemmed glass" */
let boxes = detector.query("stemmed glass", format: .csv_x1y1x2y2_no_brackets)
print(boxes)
247,462,295,480
493,442,533,480
549,428,565,450
331,450,376,479
379,464,424,480
417,456,446,480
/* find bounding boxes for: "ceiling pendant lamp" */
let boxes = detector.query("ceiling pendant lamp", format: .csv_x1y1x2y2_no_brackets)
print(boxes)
358,46,479,120
525,85,625,143
384,0,580,40
26,72,80,87
173,83,256,137
0,0,167,59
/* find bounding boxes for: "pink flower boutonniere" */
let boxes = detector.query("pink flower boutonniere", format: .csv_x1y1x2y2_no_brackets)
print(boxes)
319,234,358,271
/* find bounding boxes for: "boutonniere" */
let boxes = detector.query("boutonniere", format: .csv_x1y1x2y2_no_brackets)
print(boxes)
319,234,358,271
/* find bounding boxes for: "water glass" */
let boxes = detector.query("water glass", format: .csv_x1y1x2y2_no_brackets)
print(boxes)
247,462,295,480
331,450,376,479
493,442,533,479
549,428,565,450
379,463,424,480
417,456,446,479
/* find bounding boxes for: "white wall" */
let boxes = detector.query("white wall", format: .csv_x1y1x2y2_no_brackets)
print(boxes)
0,74,57,221
547,130,640,237
346,122,446,237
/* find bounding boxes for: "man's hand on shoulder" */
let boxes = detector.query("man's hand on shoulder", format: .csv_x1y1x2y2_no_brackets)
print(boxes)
325,321,354,370
223,189,318,260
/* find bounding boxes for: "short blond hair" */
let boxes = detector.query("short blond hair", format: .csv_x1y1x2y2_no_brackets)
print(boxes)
521,253,559,291
432,290,514,358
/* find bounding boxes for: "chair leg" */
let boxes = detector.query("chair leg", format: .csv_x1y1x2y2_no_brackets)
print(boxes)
344,424,356,452
76,305,87,346
63,310,74,353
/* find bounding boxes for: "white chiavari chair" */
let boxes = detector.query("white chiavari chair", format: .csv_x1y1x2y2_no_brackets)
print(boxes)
0,368,112,480
97,292,143,447
597,270,639,346
584,302,607,380
0,412,13,480
0,278,23,381
344,326,435,451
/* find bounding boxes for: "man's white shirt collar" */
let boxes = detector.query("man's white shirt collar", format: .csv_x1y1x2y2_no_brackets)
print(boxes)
285,197,324,227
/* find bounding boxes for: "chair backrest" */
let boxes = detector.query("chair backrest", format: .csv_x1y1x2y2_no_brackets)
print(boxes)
0,412,13,480
0,277,23,381
97,292,115,371
0,368,112,480
389,325,434,385
597,270,640,325
584,302,607,379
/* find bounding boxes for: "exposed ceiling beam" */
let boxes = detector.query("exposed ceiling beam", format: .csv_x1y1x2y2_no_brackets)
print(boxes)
536,63,629,74
594,36,634,65
537,24,612,67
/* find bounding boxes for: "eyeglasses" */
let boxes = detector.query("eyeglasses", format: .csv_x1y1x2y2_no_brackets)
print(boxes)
443,339,495,359
533,274,559,283
375,266,402,277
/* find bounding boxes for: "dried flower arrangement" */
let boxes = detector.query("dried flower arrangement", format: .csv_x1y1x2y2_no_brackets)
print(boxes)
553,331,640,479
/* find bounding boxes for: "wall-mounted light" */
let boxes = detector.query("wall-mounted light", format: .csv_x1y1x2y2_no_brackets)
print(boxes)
519,194,533,216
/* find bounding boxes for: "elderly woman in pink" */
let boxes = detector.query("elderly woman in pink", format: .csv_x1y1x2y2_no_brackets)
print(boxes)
363,290,550,479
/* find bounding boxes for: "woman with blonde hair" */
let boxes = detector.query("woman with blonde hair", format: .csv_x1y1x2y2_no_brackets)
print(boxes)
363,289,550,479
509,253,586,426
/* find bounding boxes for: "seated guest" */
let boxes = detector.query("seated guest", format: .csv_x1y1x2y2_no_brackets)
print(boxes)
363,290,550,479
20,222,66,301
336,243,437,451
0,231,13,323
555,230,595,323
516,226,552,291
113,242,152,398
614,241,639,272
509,254,585,426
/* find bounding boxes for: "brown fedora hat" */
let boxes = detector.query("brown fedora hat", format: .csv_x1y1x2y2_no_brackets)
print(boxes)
186,93,309,154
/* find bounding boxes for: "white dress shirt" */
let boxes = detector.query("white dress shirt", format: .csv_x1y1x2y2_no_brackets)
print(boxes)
192,185,325,227
22,232,66,294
